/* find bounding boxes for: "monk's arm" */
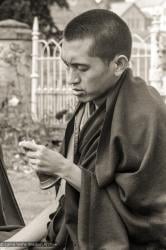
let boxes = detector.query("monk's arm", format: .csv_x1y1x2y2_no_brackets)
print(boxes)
3,200,59,249
19,141,82,192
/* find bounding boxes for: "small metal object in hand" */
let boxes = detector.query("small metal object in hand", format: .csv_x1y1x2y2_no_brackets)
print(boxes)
19,139,60,190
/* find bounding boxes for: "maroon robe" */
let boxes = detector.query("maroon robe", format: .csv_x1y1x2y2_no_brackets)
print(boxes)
48,69,166,250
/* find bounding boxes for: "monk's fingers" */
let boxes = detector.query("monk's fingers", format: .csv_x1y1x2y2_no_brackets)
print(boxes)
29,159,40,171
29,163,38,171
26,150,37,158
30,165,39,172
19,140,39,151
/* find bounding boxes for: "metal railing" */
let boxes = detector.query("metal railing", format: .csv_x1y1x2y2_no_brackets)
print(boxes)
31,17,76,126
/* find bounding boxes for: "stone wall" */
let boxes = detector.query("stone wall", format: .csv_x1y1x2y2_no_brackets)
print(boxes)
0,20,32,112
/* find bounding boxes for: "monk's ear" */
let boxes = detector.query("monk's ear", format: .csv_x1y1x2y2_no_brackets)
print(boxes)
112,55,129,77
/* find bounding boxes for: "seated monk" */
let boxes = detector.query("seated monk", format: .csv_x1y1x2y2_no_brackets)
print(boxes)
2,9,166,250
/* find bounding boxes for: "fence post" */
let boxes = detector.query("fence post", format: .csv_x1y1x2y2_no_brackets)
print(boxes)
149,14,162,92
159,15,166,97
31,17,39,120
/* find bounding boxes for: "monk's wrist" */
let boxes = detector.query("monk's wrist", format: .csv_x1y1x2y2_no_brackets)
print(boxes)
58,159,81,191
55,158,73,179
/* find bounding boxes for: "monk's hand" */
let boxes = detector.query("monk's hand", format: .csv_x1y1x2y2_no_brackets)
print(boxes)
19,140,69,178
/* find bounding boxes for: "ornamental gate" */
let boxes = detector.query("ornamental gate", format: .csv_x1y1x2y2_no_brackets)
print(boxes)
31,18,76,126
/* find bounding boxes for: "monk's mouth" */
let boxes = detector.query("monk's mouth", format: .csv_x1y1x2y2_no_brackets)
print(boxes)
72,89,85,96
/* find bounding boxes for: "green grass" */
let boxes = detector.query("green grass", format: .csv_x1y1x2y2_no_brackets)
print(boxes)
7,170,56,224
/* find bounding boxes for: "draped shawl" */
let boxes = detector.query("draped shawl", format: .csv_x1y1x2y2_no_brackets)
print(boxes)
49,69,166,250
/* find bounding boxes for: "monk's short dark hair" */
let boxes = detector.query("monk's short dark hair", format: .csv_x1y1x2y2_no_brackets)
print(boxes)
63,9,132,62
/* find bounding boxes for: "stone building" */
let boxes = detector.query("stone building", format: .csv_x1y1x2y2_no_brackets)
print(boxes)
137,0,166,31
111,2,152,38
51,0,152,38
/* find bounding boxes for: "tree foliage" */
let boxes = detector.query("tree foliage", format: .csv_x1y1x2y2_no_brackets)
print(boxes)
0,0,69,39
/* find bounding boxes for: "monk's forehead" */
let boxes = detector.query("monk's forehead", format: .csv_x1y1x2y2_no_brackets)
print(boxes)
61,38,94,62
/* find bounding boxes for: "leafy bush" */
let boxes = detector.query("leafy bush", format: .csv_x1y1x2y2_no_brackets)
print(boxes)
0,98,65,171
0,41,67,171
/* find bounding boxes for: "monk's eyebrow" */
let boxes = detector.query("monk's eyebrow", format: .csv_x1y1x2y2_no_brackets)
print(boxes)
61,57,89,68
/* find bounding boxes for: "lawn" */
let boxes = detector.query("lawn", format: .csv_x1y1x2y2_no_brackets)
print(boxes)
7,170,56,224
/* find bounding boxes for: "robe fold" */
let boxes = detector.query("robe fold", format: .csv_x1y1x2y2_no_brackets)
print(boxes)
48,69,166,249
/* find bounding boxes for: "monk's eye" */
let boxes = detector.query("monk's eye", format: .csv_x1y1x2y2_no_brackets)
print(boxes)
77,65,89,72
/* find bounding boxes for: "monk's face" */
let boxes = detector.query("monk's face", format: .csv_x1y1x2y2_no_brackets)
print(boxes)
61,38,118,104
